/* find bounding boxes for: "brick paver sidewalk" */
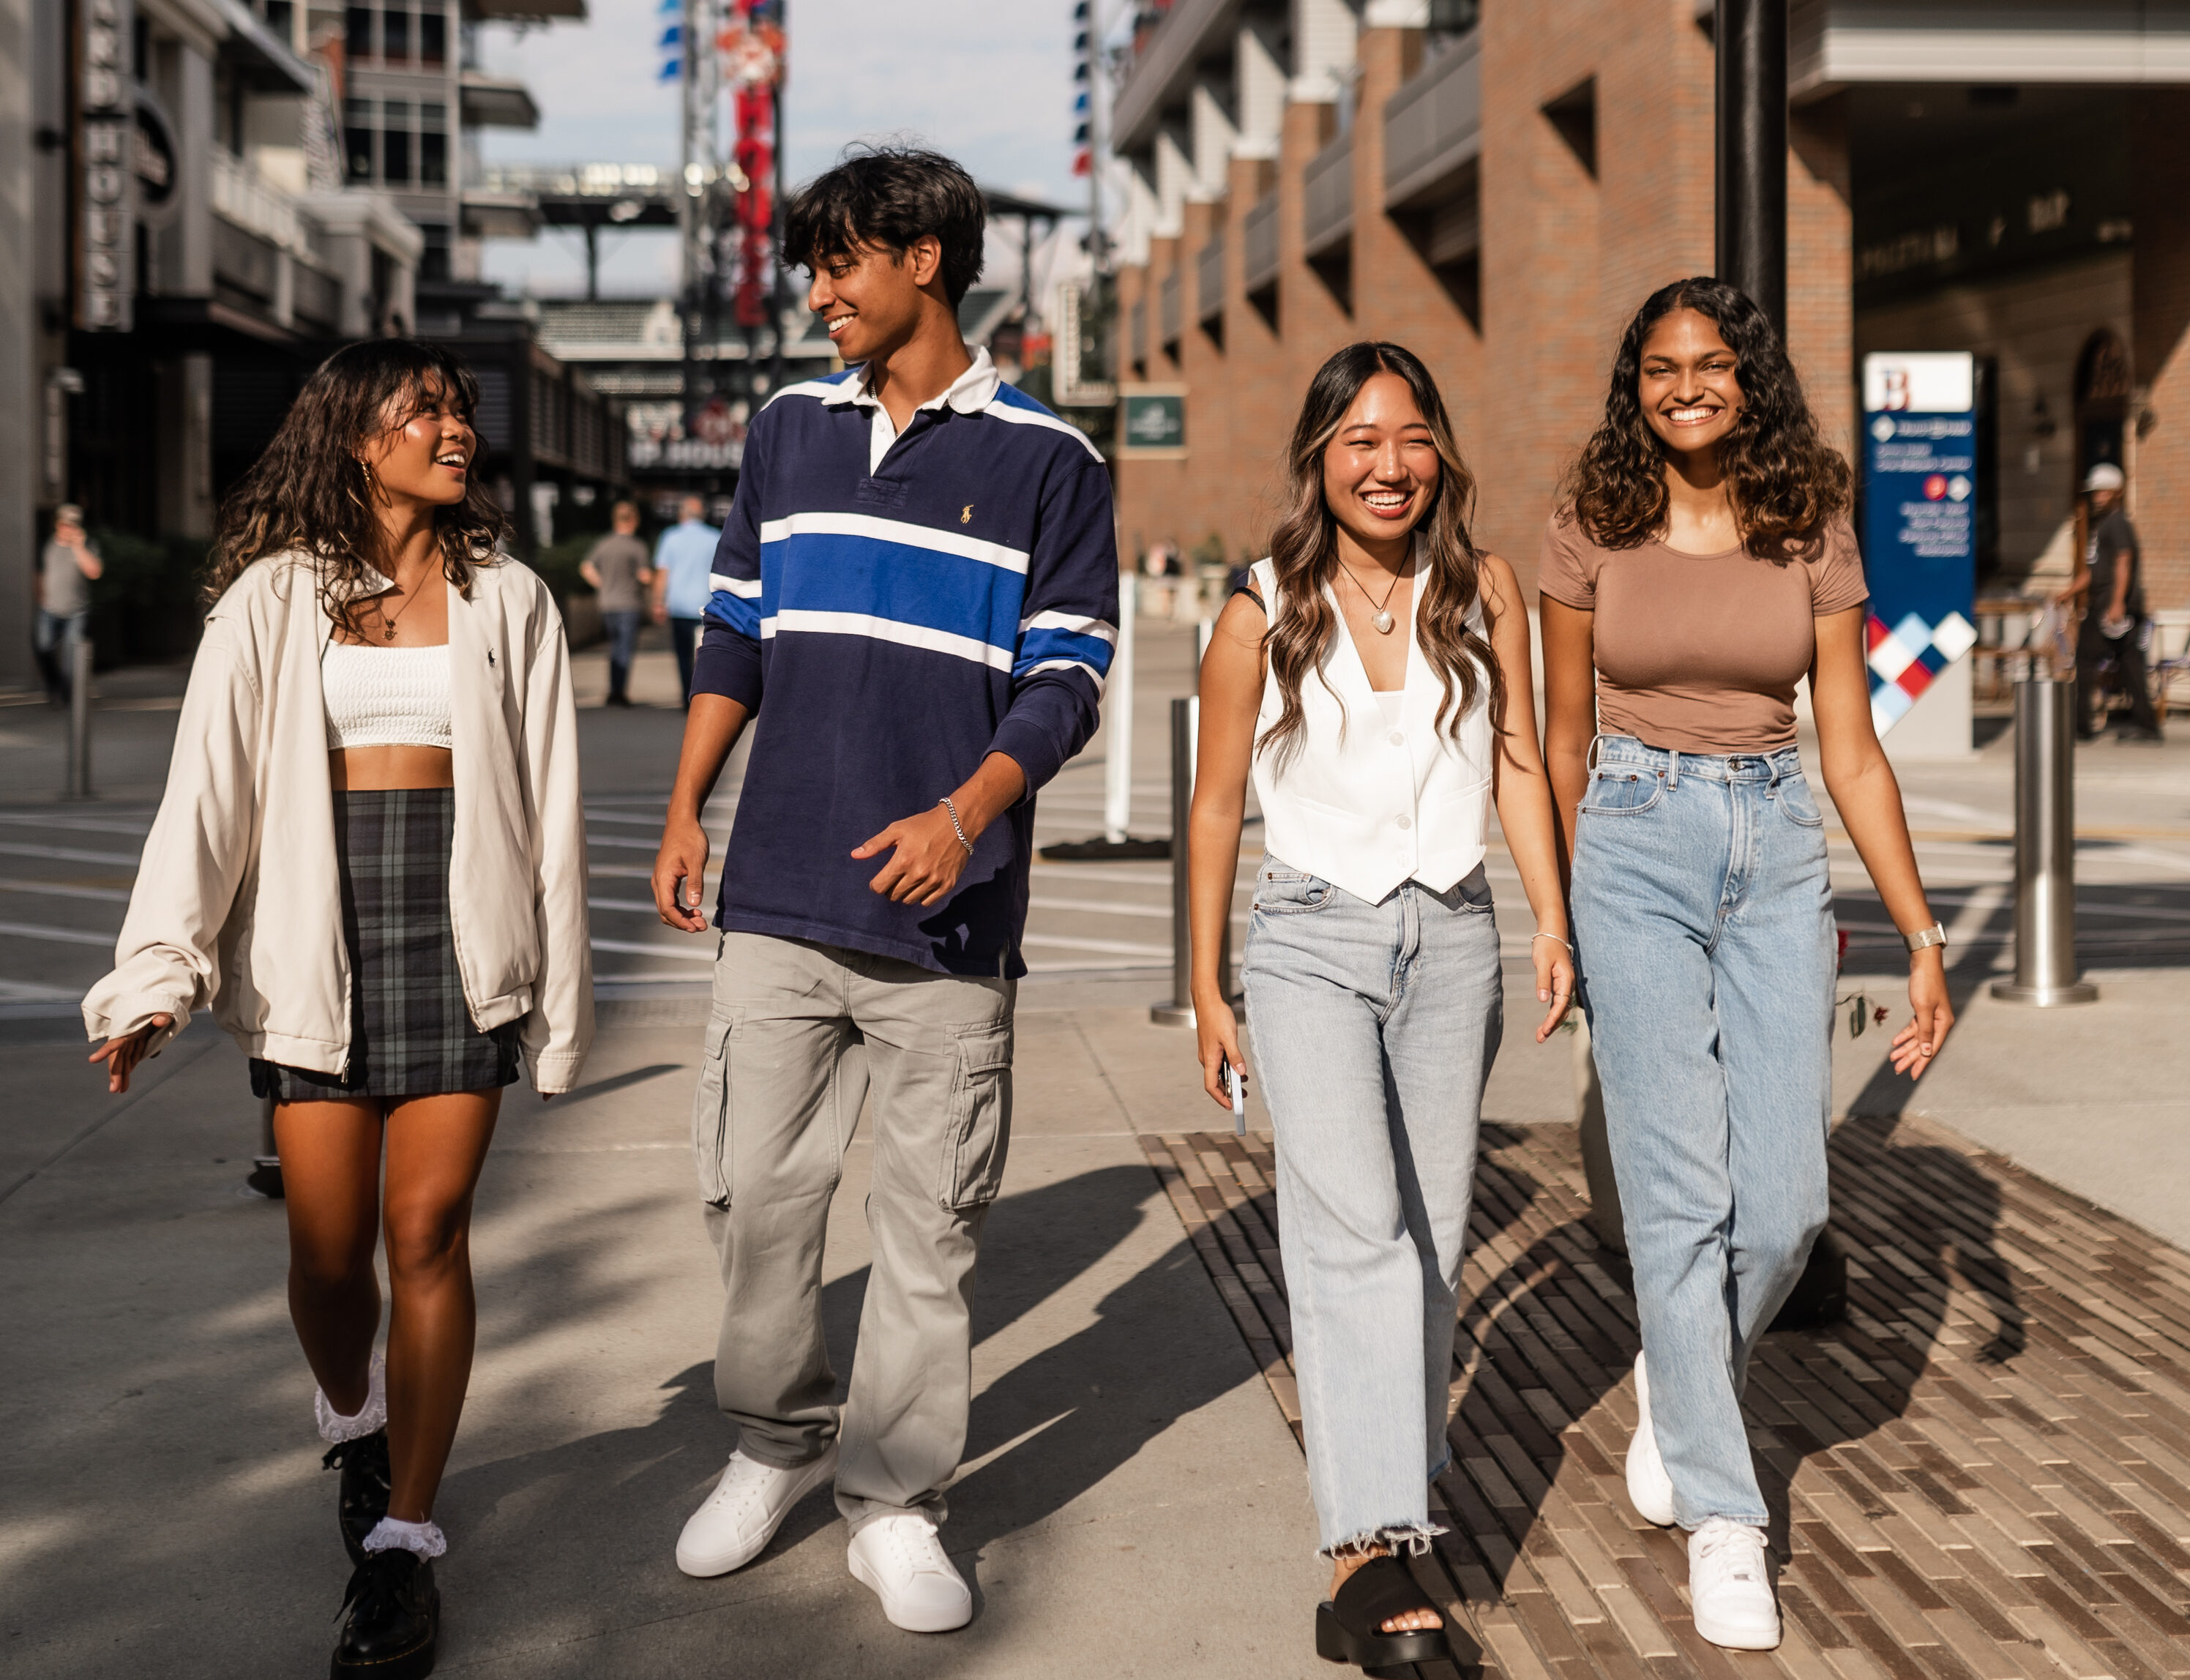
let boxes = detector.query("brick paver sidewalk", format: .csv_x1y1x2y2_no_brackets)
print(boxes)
1144,1119,2190,1680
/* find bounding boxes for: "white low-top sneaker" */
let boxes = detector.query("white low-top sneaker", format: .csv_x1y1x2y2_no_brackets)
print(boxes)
1626,1353,1677,1526
676,1442,837,1578
1689,1517,1782,1650
847,1512,973,1633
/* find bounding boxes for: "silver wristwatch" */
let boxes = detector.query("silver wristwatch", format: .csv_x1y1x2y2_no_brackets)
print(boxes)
1904,922,1948,954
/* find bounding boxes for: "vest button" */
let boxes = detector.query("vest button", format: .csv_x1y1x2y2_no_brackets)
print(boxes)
1389,731,1405,746
1395,814,1412,830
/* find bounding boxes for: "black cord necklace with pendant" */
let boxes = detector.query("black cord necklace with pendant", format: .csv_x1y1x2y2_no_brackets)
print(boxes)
1337,559,1405,634
371,572,430,642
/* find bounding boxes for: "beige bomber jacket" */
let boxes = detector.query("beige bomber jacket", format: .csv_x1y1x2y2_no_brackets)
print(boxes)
82,550,594,1093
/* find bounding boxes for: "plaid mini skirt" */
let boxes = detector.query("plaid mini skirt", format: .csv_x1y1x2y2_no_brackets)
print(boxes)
250,788,522,1102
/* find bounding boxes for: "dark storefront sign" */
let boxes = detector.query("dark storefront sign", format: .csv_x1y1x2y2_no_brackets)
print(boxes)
1118,389,1185,457
1861,352,1979,736
76,0,138,330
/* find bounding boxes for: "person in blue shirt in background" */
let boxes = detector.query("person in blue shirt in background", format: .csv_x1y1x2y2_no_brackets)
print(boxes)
650,493,722,705
649,146,1118,1635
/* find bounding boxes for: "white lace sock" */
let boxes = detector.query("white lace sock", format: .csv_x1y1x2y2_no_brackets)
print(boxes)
315,1350,387,1444
361,1516,446,1559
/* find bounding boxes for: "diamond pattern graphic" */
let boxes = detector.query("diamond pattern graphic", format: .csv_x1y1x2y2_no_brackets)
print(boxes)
1865,609,1976,734
1866,627,1918,683
1929,610,1977,663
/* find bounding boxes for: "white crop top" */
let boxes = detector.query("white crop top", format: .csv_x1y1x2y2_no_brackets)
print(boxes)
322,642,455,751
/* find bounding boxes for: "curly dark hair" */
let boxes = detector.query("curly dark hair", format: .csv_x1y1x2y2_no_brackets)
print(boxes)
1566,277,1851,555
1259,342,1505,769
786,143,986,307
203,339,509,623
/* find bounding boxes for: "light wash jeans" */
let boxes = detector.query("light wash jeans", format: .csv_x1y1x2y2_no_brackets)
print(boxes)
1242,859,1502,1556
1569,737,1836,1528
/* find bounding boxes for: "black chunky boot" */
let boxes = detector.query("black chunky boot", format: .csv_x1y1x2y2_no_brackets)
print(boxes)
332,1548,439,1680
323,1430,392,1565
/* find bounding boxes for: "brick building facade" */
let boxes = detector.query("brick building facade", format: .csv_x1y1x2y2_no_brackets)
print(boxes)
1108,0,2190,613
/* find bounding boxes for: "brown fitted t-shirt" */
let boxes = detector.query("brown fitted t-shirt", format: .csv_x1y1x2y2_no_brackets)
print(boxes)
1538,512,1869,753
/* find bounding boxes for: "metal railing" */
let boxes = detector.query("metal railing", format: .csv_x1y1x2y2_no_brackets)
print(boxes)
1196,228,1225,323
1241,193,1280,294
1383,29,1483,208
209,147,323,264
1301,130,1354,258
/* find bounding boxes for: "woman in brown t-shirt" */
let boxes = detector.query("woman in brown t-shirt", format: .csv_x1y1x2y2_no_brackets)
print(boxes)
1539,278,1954,1652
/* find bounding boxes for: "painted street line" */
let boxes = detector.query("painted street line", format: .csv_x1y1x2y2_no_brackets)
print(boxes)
0,841,142,867
0,812,154,837
0,919,117,947
0,878,132,902
588,938,715,961
1017,932,1173,958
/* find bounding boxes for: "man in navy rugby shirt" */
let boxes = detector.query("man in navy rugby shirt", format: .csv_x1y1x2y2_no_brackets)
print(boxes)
650,148,1117,1632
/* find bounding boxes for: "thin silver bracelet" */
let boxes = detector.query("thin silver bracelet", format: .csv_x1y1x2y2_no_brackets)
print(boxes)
938,796,974,857
1532,932,1573,953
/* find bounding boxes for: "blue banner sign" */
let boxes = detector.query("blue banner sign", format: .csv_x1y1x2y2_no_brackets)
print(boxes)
1860,352,1978,734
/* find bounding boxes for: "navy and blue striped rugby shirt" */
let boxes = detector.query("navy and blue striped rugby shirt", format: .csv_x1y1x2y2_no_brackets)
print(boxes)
692,348,1119,978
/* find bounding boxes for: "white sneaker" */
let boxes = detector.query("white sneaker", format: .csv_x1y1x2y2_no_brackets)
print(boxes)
1689,1517,1782,1650
676,1442,837,1578
846,1512,973,1633
1626,1354,1677,1526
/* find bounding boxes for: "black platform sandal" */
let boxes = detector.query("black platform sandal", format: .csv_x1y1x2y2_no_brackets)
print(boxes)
324,1430,392,1565
1315,1553,1451,1669
332,1548,439,1680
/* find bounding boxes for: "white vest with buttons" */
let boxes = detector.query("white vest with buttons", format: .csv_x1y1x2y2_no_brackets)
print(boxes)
1249,553,1494,905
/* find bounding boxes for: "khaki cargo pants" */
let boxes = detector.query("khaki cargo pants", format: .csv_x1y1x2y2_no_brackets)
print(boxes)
691,930,1014,1533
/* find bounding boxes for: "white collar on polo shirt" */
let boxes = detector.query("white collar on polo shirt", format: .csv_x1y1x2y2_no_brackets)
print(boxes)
823,344,1001,474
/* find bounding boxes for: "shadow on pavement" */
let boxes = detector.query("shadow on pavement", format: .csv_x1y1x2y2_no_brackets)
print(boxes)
438,1162,1250,1580
1440,1119,2026,1597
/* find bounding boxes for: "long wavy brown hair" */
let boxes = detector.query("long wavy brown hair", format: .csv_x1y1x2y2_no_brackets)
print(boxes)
1258,342,1504,769
1566,277,1851,556
204,339,509,627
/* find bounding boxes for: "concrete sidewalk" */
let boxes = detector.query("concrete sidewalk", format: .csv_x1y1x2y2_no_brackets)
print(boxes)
0,983,1328,1679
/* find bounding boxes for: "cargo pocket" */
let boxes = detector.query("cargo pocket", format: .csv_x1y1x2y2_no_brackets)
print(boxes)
938,1020,1013,1212
691,1009,739,1207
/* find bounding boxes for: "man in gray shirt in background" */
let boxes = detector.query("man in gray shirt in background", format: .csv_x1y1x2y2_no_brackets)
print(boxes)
580,499,654,706
2063,464,2161,742
37,504,102,705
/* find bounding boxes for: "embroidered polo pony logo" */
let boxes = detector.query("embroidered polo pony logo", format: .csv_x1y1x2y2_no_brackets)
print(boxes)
960,505,973,524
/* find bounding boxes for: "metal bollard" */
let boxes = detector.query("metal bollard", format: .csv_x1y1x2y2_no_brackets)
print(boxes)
65,637,94,799
1991,677,2097,1006
1102,572,1137,842
1151,695,1228,1026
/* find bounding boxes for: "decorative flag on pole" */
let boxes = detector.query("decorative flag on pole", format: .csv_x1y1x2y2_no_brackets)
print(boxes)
715,0,785,330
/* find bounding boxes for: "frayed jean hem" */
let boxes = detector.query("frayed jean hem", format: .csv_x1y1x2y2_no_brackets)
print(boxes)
1322,1520,1446,1561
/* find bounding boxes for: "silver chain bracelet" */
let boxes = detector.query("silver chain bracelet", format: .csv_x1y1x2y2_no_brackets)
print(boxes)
938,796,974,857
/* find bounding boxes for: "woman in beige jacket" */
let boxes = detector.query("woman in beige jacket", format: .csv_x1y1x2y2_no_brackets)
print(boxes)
84,339,591,1680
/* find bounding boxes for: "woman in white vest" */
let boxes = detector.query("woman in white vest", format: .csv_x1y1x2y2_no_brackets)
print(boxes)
1190,342,1574,1671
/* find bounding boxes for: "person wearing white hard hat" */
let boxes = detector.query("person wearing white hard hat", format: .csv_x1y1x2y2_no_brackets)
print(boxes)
2057,462,2161,741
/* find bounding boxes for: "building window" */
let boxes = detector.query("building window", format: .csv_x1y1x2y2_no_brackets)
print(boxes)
420,101,447,186
383,97,412,185
345,4,372,59
345,97,374,182
419,221,452,283
383,3,409,63
420,4,446,64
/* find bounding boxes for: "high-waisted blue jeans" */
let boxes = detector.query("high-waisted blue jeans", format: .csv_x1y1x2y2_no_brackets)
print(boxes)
1242,859,1503,1556
1569,737,1836,1528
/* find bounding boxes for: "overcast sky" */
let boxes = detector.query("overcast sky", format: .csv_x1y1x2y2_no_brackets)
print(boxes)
477,0,1092,298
